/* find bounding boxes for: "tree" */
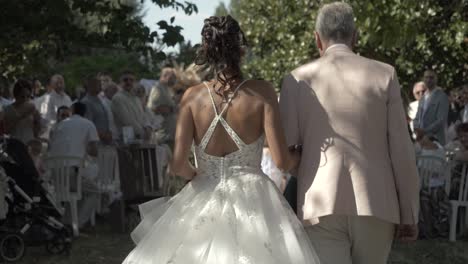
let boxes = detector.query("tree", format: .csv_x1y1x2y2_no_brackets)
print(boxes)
214,2,229,17
214,0,241,19
165,41,199,68
57,52,153,93
214,0,467,93
0,0,198,80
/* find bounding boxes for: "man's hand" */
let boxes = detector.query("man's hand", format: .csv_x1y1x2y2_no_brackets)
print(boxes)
395,224,418,242
414,128,425,141
288,145,302,170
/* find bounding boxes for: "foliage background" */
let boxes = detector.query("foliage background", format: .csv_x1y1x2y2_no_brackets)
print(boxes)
216,0,467,97
0,0,197,93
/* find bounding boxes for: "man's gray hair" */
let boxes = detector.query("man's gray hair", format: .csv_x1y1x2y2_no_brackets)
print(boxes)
315,2,356,44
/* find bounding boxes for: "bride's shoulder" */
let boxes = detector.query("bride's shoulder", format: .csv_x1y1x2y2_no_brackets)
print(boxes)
179,83,207,106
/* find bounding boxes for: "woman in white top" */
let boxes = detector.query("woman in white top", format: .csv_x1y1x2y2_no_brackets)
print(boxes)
4,79,41,144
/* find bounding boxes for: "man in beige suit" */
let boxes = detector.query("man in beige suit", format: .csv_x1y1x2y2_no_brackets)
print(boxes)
279,3,419,264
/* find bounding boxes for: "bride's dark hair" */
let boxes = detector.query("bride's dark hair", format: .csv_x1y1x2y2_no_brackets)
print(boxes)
195,15,247,94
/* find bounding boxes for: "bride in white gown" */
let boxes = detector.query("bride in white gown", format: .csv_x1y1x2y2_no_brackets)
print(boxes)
123,15,320,264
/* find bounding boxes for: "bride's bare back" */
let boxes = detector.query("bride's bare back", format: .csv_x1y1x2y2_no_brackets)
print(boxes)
193,80,265,156
171,79,296,179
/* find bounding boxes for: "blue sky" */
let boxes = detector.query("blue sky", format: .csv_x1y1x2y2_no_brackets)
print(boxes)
143,0,230,51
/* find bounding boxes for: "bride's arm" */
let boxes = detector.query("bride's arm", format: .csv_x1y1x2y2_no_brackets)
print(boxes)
170,88,197,180
263,83,300,172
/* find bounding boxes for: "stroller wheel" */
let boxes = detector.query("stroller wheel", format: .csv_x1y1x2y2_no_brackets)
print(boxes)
45,234,70,255
0,232,25,262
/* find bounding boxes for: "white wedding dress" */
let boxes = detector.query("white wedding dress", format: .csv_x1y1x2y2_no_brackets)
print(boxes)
123,82,320,264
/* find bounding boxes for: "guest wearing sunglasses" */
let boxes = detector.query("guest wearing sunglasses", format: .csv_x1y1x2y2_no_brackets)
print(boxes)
111,70,151,141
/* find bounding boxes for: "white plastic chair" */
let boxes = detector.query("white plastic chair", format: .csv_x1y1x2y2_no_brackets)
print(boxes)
449,162,468,241
416,155,449,193
45,156,83,237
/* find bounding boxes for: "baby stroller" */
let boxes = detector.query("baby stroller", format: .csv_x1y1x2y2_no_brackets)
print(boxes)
0,137,72,262
0,165,24,262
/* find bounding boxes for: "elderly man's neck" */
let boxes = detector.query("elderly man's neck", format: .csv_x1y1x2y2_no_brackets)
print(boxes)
324,40,353,51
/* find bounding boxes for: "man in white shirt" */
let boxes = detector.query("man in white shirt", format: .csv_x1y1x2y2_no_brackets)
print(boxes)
409,82,427,119
40,74,72,138
48,102,99,163
111,70,151,140
48,102,100,228
408,82,427,137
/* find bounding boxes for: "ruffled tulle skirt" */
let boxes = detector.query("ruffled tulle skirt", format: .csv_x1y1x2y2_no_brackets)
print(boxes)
122,170,319,264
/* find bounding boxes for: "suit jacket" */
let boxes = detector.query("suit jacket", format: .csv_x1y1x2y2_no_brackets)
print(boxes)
413,88,449,144
279,44,419,226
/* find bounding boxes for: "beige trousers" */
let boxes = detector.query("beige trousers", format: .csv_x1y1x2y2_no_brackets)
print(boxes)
306,215,395,264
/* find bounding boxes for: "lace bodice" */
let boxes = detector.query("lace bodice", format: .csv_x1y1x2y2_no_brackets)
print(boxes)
194,81,265,178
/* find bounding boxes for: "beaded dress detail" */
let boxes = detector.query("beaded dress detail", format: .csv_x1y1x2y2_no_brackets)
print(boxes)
123,81,319,264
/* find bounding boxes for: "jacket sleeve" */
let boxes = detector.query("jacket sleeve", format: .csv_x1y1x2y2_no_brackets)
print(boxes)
279,74,301,147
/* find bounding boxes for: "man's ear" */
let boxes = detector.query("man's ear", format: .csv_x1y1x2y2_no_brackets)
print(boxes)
314,31,323,52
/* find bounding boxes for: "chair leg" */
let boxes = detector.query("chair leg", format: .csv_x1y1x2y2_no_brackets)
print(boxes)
90,209,96,227
463,207,468,234
70,199,80,237
449,203,458,242
96,193,102,215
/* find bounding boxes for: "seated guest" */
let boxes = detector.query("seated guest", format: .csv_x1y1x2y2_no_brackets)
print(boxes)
448,89,463,126
48,102,100,228
415,135,445,158
447,123,468,161
415,136,450,239
415,135,446,188
111,70,151,140
49,105,71,140
447,122,468,207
